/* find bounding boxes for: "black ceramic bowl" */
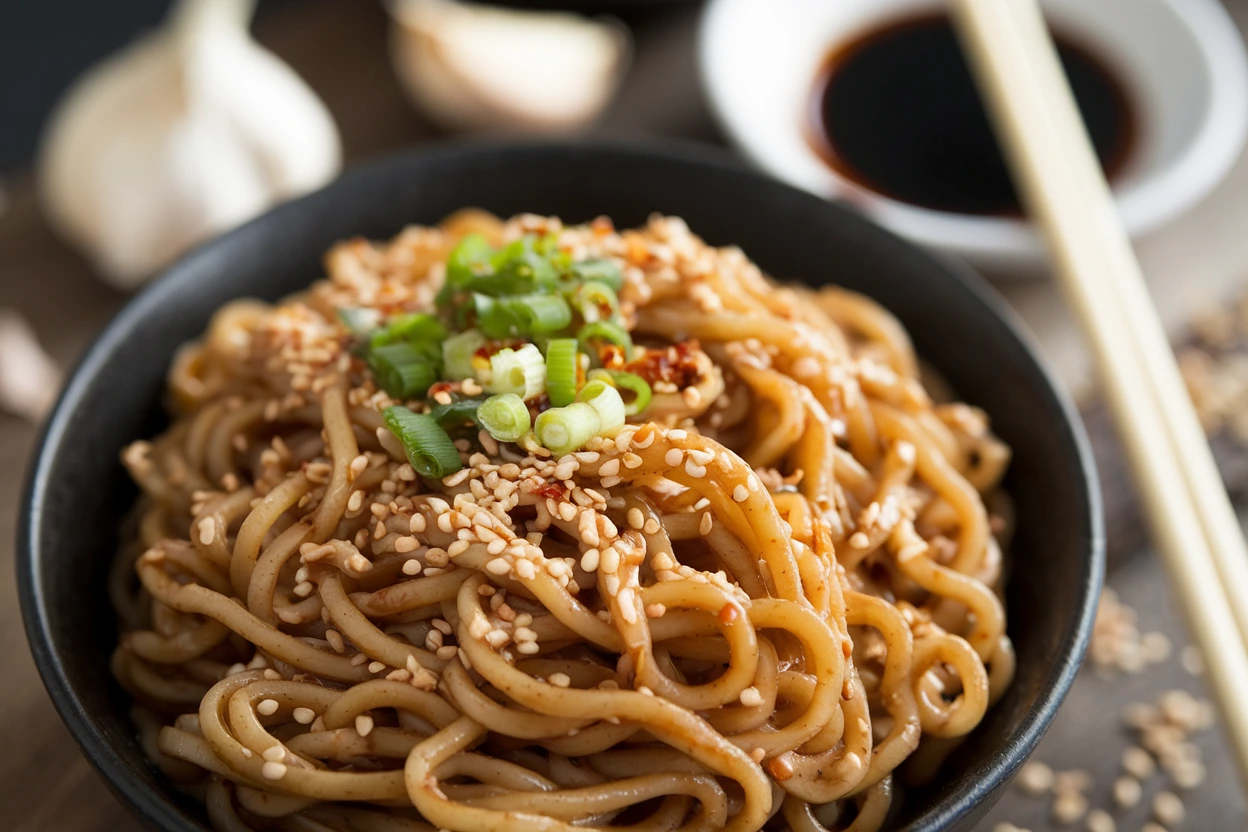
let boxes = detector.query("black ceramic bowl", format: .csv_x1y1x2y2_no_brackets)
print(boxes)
18,141,1103,832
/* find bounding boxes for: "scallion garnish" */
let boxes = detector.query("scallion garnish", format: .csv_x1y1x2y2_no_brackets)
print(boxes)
477,294,572,339
478,394,532,443
429,396,485,430
369,343,440,399
534,402,601,456
442,329,487,381
446,234,494,287
382,406,464,479
337,307,381,338
571,258,624,292
544,338,580,407
596,370,652,416
370,313,447,351
487,343,546,400
573,281,619,324
578,320,633,359
576,380,626,435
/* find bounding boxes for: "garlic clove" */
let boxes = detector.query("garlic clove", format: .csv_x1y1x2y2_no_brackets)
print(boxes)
388,0,630,133
38,0,341,289
0,309,62,423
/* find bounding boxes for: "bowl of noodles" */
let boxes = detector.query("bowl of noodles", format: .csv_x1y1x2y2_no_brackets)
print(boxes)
18,141,1102,832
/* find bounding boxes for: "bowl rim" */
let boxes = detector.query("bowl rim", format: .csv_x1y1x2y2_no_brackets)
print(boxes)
17,138,1104,832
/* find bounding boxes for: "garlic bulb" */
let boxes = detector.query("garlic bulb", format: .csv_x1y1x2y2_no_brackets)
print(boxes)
388,0,630,133
38,0,342,289
0,309,61,423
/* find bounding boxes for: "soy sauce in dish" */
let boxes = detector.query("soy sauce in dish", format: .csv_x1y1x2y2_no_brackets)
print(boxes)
809,12,1136,216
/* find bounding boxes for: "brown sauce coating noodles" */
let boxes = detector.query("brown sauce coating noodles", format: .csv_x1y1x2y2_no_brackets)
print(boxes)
113,212,1013,831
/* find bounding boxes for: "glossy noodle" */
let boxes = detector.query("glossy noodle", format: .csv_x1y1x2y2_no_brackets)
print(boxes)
113,212,1014,831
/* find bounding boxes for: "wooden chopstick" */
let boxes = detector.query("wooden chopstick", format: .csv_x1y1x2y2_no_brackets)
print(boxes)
950,0,1248,785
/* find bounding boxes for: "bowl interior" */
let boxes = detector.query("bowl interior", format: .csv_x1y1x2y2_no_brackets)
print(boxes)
19,141,1102,832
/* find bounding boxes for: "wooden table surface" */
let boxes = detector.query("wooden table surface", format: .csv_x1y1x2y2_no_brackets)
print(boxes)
4,2,1248,830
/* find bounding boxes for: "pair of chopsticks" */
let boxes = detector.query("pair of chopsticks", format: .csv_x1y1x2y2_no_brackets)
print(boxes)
951,0,1248,786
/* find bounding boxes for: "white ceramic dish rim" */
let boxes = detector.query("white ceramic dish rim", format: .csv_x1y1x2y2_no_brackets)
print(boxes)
698,0,1248,264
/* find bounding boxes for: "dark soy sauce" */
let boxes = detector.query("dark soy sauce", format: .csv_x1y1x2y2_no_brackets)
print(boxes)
809,12,1136,216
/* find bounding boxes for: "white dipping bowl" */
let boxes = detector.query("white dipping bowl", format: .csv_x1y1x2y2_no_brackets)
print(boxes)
700,0,1248,272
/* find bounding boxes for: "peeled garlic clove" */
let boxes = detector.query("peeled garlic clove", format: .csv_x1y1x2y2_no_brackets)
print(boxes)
0,309,61,423
388,0,630,133
38,0,342,289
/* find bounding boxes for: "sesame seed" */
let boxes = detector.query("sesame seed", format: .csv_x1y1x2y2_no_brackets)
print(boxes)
349,454,369,479
1052,791,1087,825
627,508,645,530
197,518,215,546
368,661,386,673
733,484,749,502
262,745,285,762
486,558,511,575
1016,761,1054,796
261,762,287,780
646,603,666,618
700,512,713,535
409,514,426,533
1153,791,1184,826
394,536,419,553
355,714,374,737
750,748,766,764
257,699,279,716
436,645,458,660
1112,776,1141,809
600,547,620,574
643,518,661,535
685,460,707,478
1085,810,1114,832
1122,746,1155,779
550,672,571,687
487,538,506,555
669,429,687,440
516,642,540,655
581,548,600,572
739,686,764,707
599,458,621,477
664,449,684,467
516,559,536,579
402,559,423,576
447,540,470,557
351,653,369,666
293,708,315,725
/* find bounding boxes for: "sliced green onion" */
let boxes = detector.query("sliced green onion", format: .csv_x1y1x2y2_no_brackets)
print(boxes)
337,307,381,337
535,402,601,456
571,258,624,292
369,343,440,399
370,313,447,351
429,397,484,430
487,343,546,400
544,338,580,407
446,233,494,287
573,281,619,324
477,293,572,339
576,380,626,435
492,235,559,289
382,406,463,479
577,320,633,358
606,370,652,416
443,329,487,381
478,394,531,443
512,294,572,334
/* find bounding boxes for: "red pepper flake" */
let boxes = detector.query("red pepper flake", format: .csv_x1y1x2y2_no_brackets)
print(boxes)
536,482,567,500
718,603,740,624
625,340,703,389
428,381,455,399
767,757,795,781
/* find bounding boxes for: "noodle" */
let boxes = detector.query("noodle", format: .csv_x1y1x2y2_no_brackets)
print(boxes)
113,212,1014,831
